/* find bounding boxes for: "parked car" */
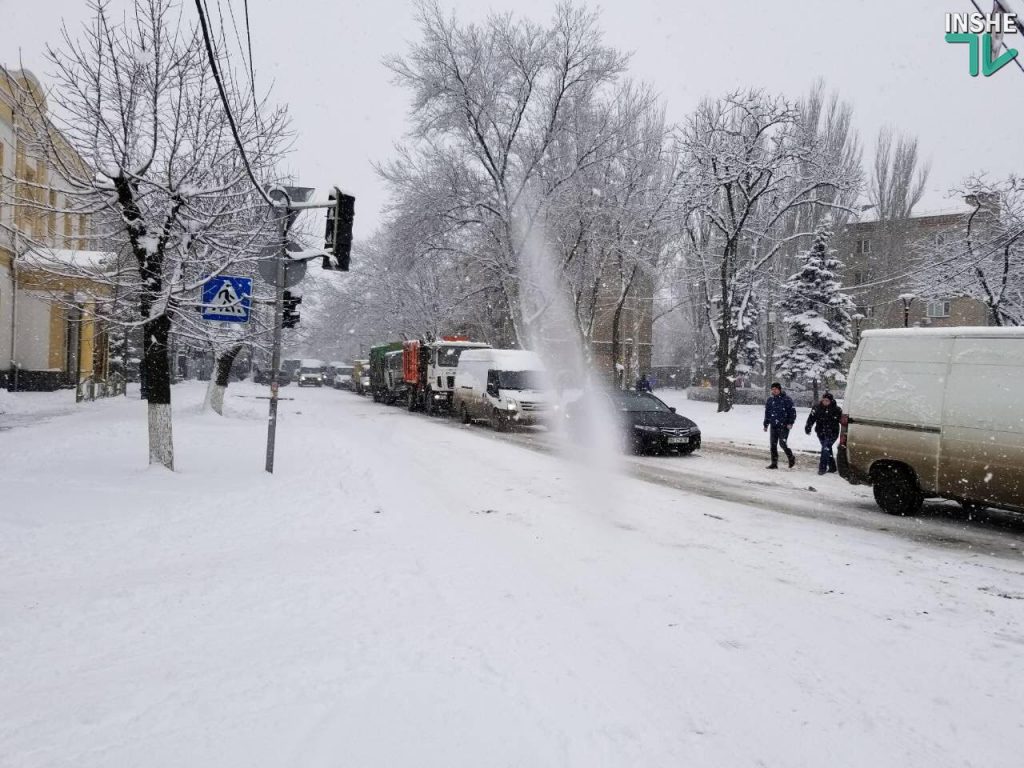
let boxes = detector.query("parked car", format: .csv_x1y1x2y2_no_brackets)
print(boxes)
838,327,1024,516
282,358,302,383
253,367,290,386
297,359,326,387
327,361,354,389
565,390,701,455
453,349,550,431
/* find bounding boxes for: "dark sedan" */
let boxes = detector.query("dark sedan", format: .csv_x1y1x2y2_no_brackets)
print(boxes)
566,390,701,455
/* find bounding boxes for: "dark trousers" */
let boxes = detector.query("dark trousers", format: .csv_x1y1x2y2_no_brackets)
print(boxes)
769,425,794,465
818,435,838,473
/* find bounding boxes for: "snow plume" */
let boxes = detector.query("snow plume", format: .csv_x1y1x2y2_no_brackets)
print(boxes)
516,210,624,514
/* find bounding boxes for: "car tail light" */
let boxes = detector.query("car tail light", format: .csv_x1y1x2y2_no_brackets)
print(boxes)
839,414,849,447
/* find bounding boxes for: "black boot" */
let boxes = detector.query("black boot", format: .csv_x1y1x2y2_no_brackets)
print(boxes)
766,463,778,469
787,454,796,469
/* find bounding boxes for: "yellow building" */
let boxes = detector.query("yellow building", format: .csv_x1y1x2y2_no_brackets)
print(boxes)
1,68,112,392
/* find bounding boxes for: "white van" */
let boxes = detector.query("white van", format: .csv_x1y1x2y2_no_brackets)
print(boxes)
838,327,1024,515
453,349,550,430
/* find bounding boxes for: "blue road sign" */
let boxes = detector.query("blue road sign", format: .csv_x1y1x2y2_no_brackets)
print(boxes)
202,276,253,323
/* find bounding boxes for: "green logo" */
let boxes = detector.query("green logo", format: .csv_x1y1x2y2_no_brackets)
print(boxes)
945,32,1019,76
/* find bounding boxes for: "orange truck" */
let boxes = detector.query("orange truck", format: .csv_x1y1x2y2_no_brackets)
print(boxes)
401,336,490,414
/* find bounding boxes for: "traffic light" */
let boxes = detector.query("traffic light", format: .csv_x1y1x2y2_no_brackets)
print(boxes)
282,290,302,329
324,187,355,271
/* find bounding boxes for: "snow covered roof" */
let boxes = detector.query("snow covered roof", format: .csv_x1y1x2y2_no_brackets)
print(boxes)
862,327,1024,339
849,204,972,225
459,348,545,370
22,247,116,275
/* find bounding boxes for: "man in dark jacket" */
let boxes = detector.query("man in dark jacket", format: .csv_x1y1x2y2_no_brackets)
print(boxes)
763,382,797,469
805,392,842,475
635,373,653,392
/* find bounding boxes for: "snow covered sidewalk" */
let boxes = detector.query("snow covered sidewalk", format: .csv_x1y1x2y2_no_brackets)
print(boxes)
0,387,82,431
2,382,1023,767
655,389,818,452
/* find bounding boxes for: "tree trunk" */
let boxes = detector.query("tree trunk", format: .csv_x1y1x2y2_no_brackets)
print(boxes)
142,314,174,470
716,247,735,413
812,378,820,406
204,344,242,416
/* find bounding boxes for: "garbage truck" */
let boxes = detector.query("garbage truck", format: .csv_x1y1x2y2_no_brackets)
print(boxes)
402,336,490,414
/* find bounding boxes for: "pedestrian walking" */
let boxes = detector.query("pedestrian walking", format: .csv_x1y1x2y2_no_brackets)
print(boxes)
805,392,842,475
763,382,796,469
635,373,653,392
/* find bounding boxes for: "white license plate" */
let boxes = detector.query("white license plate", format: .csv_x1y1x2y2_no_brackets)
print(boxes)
667,437,689,444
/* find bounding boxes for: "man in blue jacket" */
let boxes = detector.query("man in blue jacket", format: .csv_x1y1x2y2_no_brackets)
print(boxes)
763,382,797,469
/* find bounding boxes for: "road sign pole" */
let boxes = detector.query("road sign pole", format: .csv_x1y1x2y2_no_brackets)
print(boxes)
265,193,291,474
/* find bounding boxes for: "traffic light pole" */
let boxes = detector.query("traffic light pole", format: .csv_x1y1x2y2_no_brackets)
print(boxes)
260,184,352,474
265,192,292,474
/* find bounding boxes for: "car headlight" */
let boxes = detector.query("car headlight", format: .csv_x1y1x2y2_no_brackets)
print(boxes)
506,400,518,411
634,425,660,433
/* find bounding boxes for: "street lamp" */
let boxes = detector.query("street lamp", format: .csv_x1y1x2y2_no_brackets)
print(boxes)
899,294,916,328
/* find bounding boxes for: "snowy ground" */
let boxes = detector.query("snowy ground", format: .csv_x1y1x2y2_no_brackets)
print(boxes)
2,382,1024,767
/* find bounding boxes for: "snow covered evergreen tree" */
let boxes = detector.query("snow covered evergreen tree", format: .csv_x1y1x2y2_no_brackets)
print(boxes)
775,220,855,400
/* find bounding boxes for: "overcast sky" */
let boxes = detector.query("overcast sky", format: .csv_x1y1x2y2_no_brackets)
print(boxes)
3,0,1023,239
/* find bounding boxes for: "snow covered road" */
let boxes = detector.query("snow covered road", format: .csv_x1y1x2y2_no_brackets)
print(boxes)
2,383,1024,767
417,399,1024,561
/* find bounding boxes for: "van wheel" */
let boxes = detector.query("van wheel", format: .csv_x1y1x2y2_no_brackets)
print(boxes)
407,390,417,411
872,465,924,516
461,404,471,425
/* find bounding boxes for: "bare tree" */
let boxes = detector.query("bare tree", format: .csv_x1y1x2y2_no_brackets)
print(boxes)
11,0,288,468
869,126,929,221
382,0,635,346
676,89,860,412
915,175,1024,326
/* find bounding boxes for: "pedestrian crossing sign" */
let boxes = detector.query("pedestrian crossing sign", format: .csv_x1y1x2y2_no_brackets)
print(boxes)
201,276,253,323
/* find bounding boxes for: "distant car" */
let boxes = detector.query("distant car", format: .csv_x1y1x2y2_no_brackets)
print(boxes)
330,364,354,390
565,390,701,455
253,367,290,386
297,365,325,387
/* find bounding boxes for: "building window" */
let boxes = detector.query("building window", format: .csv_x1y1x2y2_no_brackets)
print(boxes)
856,238,871,254
853,271,863,285
927,300,951,318
78,214,88,250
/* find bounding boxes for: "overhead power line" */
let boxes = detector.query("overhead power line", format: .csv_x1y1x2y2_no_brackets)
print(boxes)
194,0,274,208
